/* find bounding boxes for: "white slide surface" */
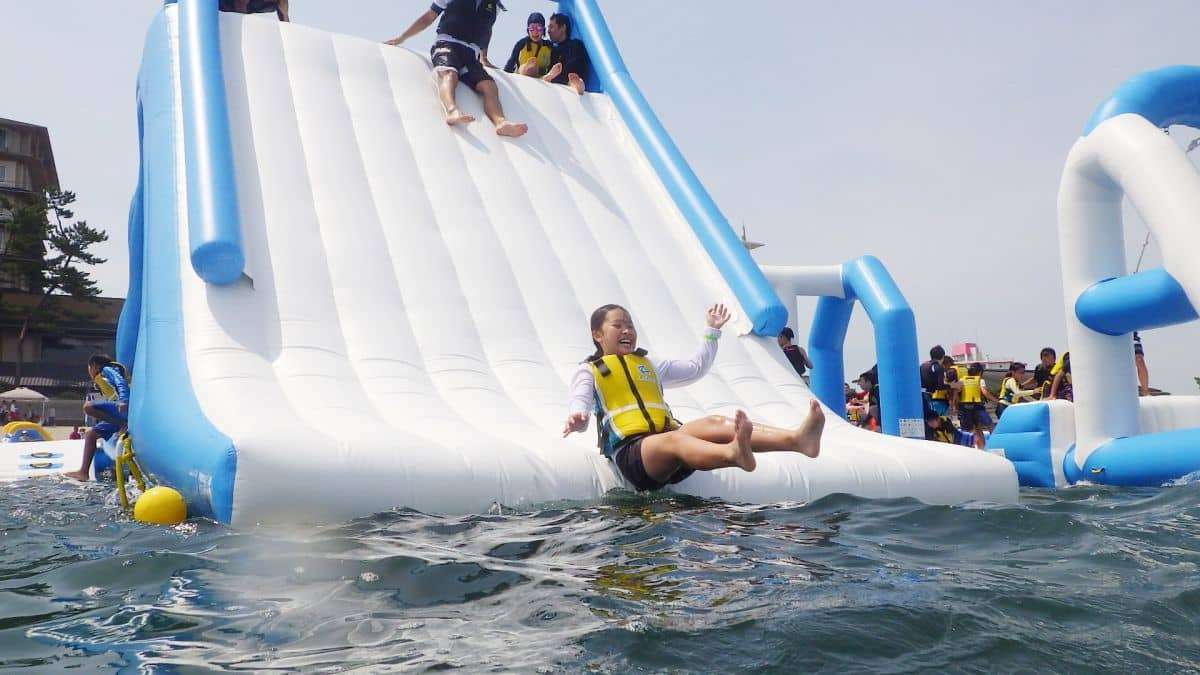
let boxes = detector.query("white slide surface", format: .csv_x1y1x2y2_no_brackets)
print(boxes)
153,13,1015,524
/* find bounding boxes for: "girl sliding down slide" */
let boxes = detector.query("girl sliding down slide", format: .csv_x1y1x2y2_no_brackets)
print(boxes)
564,303,824,492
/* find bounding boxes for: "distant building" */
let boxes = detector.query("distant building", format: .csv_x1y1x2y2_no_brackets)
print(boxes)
0,118,59,292
0,119,122,396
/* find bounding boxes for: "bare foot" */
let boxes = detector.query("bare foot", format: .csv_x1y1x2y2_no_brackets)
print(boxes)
543,62,563,82
444,108,475,126
730,409,756,472
63,470,89,482
790,400,825,458
567,72,586,95
496,120,528,138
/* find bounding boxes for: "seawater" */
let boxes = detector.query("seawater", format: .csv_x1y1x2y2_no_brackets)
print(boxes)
3,479,1200,672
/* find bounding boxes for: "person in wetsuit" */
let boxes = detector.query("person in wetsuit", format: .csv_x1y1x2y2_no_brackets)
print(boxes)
777,327,812,382
386,0,528,138
545,12,589,95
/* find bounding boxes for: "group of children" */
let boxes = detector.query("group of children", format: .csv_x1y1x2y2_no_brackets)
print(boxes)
918,345,1075,449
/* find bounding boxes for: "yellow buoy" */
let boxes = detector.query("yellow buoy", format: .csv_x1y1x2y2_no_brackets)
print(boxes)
133,486,187,525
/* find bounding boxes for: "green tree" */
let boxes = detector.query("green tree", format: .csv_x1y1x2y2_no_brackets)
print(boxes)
0,190,107,386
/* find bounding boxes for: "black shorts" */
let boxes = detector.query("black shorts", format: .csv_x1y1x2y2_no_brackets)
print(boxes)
613,435,695,492
959,403,993,431
430,41,492,91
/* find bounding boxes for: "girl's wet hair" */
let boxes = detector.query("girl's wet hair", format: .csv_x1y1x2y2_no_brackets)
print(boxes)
1009,361,1026,375
586,304,629,361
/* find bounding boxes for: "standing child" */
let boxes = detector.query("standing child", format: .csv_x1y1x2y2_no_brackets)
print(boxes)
1047,351,1073,402
564,304,824,492
952,363,998,449
64,355,130,482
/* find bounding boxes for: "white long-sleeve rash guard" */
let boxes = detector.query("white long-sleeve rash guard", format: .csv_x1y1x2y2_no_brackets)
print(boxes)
567,327,722,429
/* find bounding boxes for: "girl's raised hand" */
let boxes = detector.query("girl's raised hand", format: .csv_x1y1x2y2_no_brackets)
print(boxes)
706,303,731,329
562,412,589,437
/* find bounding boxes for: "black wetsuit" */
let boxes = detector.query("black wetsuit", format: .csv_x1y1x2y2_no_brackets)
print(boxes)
550,38,590,85
782,344,808,377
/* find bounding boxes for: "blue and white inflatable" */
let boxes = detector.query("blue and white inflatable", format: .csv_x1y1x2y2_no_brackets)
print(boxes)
117,0,1016,525
988,67,1200,487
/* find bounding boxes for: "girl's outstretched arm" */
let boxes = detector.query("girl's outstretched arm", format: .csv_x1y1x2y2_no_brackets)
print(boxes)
657,304,731,388
563,365,596,435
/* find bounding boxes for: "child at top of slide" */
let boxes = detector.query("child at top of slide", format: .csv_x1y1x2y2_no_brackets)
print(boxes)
64,355,130,482
563,303,824,492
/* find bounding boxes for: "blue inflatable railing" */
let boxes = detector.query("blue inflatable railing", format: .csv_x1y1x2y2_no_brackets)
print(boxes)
557,0,787,336
167,0,245,285
807,256,924,438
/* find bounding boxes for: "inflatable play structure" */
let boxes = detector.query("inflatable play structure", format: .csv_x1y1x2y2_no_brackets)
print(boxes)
117,1,1017,525
988,66,1200,488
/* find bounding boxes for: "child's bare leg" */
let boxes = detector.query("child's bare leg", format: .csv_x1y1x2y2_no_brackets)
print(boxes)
641,410,756,478
676,400,824,458
64,429,98,481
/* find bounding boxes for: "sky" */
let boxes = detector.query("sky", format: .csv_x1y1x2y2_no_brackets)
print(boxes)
5,1,1200,394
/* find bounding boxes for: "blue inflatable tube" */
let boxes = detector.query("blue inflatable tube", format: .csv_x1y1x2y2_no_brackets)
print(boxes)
130,8,238,522
175,0,245,285
1075,268,1199,336
557,0,786,336
1084,65,1200,136
116,102,146,368
1079,429,1200,487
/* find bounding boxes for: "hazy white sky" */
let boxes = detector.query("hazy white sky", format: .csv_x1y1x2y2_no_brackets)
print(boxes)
6,1,1200,393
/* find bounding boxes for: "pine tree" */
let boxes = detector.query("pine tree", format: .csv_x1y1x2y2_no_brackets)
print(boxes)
1,190,108,386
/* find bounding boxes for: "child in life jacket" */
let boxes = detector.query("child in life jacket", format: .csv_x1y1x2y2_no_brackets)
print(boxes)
995,361,1040,420
563,303,824,492
1047,351,1073,402
64,354,130,482
950,362,998,449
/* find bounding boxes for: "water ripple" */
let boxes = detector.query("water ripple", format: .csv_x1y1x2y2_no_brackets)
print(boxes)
4,479,1200,671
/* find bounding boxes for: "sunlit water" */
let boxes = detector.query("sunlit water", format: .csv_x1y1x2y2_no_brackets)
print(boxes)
3,478,1200,672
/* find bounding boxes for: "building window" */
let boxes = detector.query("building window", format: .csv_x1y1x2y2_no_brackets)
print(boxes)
0,128,7,151
0,164,7,186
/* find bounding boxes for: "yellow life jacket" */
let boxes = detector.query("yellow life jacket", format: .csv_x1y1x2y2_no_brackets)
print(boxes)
93,362,131,402
518,40,553,76
961,375,984,404
589,351,677,456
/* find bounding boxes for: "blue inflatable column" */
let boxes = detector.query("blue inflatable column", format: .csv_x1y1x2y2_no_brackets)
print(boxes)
808,257,924,437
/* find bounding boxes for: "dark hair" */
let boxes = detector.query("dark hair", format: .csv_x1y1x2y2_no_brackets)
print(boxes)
1040,347,1056,360
1061,351,1071,373
945,368,958,382
526,11,545,27
586,304,629,361
858,370,876,385
941,355,955,367
968,362,983,376
930,345,946,360
89,353,128,380
549,12,572,37
779,326,795,342
1008,361,1026,375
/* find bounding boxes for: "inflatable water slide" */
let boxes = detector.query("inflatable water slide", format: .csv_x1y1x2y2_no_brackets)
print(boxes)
118,0,1017,525
988,67,1200,489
